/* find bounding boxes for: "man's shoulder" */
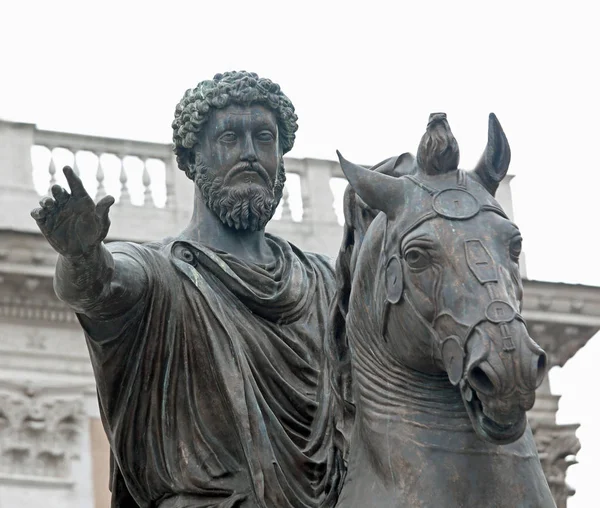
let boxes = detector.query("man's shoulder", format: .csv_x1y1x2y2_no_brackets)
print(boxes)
104,239,174,268
105,237,174,253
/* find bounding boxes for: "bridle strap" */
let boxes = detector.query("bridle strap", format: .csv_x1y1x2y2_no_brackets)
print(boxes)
380,173,521,383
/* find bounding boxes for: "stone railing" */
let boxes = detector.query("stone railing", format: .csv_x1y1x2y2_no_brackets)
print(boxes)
0,118,520,258
0,119,349,255
33,128,176,208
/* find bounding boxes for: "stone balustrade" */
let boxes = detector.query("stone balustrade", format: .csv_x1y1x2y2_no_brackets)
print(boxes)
33,128,174,209
0,120,349,256
0,118,518,259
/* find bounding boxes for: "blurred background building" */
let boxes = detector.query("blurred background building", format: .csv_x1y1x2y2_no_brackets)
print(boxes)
0,119,599,507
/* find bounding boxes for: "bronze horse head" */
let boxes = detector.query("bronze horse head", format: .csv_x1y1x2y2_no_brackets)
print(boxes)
336,113,547,445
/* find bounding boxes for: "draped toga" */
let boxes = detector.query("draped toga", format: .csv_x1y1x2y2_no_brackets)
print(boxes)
77,235,343,508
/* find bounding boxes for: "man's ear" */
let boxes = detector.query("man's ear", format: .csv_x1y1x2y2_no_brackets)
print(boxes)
184,151,197,181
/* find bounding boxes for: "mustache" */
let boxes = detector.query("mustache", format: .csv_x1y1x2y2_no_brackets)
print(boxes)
224,161,271,186
193,158,286,231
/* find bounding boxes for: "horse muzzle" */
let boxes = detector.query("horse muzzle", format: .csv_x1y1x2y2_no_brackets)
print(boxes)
460,321,547,444
434,312,547,444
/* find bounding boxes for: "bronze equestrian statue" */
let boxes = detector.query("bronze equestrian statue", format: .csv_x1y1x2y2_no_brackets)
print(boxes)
322,112,556,507
31,66,554,507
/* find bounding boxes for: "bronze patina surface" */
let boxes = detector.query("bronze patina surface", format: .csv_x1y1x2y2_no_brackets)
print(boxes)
325,113,556,507
32,71,343,508
32,72,555,507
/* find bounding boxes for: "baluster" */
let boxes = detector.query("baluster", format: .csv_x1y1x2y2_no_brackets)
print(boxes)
47,151,57,194
300,178,311,224
119,157,131,204
303,160,337,226
281,186,292,221
142,159,153,206
72,149,80,177
164,156,177,209
95,154,106,200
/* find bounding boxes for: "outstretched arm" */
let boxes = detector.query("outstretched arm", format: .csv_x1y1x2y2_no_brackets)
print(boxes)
31,166,146,318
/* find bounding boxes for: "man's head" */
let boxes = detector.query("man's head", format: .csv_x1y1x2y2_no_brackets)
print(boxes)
172,71,298,231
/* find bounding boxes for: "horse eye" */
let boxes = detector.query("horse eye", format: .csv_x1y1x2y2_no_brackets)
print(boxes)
404,248,430,270
510,236,522,261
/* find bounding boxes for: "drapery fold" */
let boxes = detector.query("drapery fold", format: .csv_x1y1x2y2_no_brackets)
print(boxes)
78,235,343,508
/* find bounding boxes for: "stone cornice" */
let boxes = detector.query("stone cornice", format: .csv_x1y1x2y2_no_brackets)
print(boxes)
0,270,77,325
522,279,600,321
521,279,600,367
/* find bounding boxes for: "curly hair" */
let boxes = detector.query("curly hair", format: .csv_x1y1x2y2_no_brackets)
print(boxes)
172,71,299,180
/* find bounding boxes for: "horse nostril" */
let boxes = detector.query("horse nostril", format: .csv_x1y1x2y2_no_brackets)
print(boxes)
469,365,496,395
533,352,548,388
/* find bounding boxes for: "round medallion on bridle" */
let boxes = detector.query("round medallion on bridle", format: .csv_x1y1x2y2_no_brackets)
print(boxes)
385,255,404,304
485,300,517,324
432,188,480,220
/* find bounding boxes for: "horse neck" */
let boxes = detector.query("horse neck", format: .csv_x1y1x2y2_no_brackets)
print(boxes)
349,327,472,431
341,316,546,508
346,219,472,432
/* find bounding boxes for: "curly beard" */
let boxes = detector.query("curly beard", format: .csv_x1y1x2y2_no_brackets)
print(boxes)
194,158,286,231
416,115,460,175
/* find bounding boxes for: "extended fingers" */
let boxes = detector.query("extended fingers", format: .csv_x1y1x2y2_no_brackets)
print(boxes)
30,207,47,221
63,166,88,197
96,194,115,213
39,196,56,210
31,196,56,224
31,197,55,223
51,184,70,205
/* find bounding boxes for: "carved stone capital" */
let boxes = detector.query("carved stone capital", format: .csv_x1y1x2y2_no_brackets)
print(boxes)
530,419,581,508
0,381,85,480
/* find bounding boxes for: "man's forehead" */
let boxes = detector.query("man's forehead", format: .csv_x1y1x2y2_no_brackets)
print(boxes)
211,104,277,126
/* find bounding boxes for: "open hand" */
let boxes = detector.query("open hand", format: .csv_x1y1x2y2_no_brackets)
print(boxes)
31,166,115,259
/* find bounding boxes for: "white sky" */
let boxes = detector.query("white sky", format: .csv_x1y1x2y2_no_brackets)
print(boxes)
1,1,599,505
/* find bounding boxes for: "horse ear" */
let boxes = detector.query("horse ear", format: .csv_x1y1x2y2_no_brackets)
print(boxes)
471,113,511,196
337,151,405,217
385,255,403,304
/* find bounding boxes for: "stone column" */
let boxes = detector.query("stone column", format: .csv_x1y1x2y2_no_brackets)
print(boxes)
528,322,591,508
0,120,40,233
300,158,341,254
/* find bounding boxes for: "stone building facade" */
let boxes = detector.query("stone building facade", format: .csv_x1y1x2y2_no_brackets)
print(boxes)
0,119,599,507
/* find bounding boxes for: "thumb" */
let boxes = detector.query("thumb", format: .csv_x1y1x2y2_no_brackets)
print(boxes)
95,195,115,222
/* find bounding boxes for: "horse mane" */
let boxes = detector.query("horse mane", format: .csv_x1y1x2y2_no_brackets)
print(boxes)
324,153,416,445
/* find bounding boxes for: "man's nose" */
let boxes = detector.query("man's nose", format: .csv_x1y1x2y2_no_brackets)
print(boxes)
240,133,257,162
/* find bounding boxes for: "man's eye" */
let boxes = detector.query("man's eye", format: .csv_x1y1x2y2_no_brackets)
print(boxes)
404,247,431,270
256,131,275,142
219,132,237,143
